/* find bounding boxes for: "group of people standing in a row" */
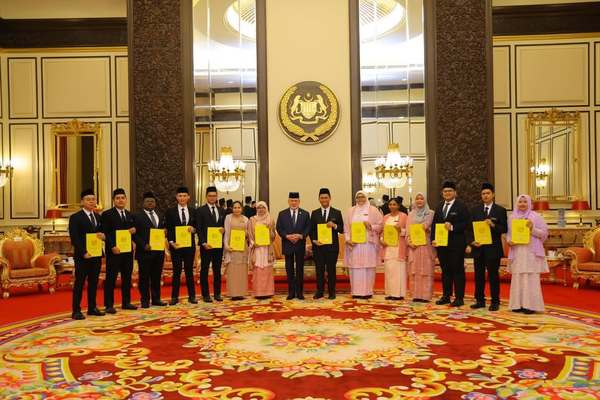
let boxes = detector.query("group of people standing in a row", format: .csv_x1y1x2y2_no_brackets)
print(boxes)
68,180,549,320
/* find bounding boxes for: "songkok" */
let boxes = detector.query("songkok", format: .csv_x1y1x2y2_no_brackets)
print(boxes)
245,195,252,203
80,188,95,199
442,181,456,190
206,186,217,194
481,182,495,192
319,188,330,196
176,186,189,194
112,188,126,198
143,191,156,200
289,192,300,199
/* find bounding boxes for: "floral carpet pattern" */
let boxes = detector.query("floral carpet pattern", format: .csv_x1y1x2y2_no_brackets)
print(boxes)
0,296,599,399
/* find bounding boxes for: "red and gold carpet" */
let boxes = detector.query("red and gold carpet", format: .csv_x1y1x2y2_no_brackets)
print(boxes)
1,296,599,399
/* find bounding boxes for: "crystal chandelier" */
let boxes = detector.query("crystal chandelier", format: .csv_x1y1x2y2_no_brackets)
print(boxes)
0,161,14,188
530,159,550,188
374,144,413,189
362,172,378,194
208,147,246,193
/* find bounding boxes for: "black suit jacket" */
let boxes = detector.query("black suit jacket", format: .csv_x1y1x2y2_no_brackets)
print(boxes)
243,205,256,218
309,207,344,254
468,203,508,260
101,207,135,258
195,204,225,245
165,205,197,245
430,199,471,249
69,209,103,261
133,209,165,260
276,208,311,255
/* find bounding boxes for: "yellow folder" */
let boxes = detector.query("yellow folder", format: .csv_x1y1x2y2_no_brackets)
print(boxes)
473,221,492,245
115,229,132,253
317,223,333,245
435,223,448,247
383,224,399,246
255,224,271,246
229,229,246,251
511,219,531,244
86,233,103,257
149,228,165,251
207,227,223,248
175,225,192,248
409,224,427,246
351,222,367,244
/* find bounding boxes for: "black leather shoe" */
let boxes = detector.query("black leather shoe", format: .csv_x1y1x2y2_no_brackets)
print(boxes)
141,303,150,309
88,308,105,316
72,311,85,320
231,296,244,301
169,299,179,306
214,296,223,302
522,308,535,315
105,307,117,314
286,295,295,300
328,294,336,300
202,297,212,303
297,295,305,300
435,297,451,305
313,293,324,300
385,296,394,300
489,303,499,311
450,300,464,307
189,298,198,304
470,302,485,309
123,304,138,310
364,295,372,299
152,301,167,306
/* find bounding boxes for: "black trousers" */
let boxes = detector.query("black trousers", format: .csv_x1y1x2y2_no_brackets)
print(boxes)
285,248,305,297
171,247,196,300
72,257,101,313
314,249,337,296
199,247,223,298
474,255,501,305
437,246,466,300
104,253,134,308
138,252,164,305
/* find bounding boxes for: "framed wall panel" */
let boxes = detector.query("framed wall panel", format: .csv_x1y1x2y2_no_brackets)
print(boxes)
115,56,129,117
0,124,4,219
9,123,39,219
493,113,513,209
360,122,389,157
214,126,257,160
596,42,600,106
115,122,130,196
8,58,38,119
493,46,511,109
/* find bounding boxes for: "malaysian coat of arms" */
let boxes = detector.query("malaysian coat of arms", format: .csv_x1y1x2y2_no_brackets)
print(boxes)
278,81,340,144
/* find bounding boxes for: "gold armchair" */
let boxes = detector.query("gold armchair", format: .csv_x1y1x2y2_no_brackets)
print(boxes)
0,228,61,298
564,226,600,288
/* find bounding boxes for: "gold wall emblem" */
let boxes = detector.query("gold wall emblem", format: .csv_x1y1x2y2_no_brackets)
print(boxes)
278,81,340,144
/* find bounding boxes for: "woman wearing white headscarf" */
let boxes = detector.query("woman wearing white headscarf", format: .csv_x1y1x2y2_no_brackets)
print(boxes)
344,190,383,299
247,201,276,299
406,192,435,302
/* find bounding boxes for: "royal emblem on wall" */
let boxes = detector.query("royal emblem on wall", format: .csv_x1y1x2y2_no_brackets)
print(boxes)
278,81,340,144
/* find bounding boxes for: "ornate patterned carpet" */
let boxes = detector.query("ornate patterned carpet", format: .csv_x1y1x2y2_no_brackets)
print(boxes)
1,296,599,399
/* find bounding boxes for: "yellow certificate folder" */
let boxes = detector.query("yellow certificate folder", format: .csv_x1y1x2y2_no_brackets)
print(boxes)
434,223,449,247
86,233,103,257
409,224,427,246
229,229,246,251
317,223,333,245
473,221,492,245
115,229,132,253
255,224,271,246
351,222,367,244
175,226,192,248
383,224,399,246
511,219,531,244
207,227,223,248
149,229,165,251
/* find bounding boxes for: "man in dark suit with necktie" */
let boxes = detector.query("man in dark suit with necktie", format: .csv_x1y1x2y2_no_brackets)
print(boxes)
133,191,167,308
243,196,256,218
431,181,471,307
101,188,137,313
68,189,106,320
165,186,197,305
469,183,508,311
195,186,225,303
276,192,311,300
309,188,344,299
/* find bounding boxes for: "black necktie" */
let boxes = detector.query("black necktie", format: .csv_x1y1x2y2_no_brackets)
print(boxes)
181,208,186,225
322,209,327,221
211,206,217,223
484,206,489,216
120,210,126,223
442,202,450,218
89,212,96,228
149,210,157,228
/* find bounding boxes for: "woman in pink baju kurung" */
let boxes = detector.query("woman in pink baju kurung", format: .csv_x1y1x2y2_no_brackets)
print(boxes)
344,190,383,299
247,201,276,299
222,201,249,300
406,192,435,302
381,198,408,300
507,194,548,314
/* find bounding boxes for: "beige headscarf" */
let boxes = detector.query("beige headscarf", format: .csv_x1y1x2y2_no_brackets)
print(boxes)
255,201,271,225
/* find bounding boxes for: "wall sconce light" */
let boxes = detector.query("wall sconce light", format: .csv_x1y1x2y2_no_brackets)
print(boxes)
0,161,14,188
530,159,549,188
362,172,378,194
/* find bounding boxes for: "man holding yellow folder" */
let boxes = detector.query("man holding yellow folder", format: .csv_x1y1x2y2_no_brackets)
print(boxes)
101,188,138,314
468,183,507,311
134,192,167,308
68,189,106,320
309,188,344,300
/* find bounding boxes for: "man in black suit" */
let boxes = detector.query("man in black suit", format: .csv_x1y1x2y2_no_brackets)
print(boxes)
165,186,197,305
397,196,409,214
431,181,471,307
309,188,344,299
469,183,508,312
276,192,311,300
243,196,256,218
134,191,167,308
68,189,106,320
380,194,390,215
196,186,225,303
101,188,137,313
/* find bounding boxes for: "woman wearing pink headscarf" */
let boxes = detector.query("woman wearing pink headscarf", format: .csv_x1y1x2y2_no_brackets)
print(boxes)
247,201,277,299
344,190,383,299
506,194,549,314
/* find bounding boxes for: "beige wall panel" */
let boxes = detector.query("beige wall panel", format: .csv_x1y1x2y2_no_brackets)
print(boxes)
596,43,600,105
215,126,257,160
267,0,352,213
361,123,389,157
392,123,410,153
116,123,130,197
410,123,426,154
42,57,111,117
516,44,588,107
0,124,3,219
493,46,510,108
9,124,39,218
8,58,37,118
115,56,129,116
493,114,512,208
516,114,529,197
